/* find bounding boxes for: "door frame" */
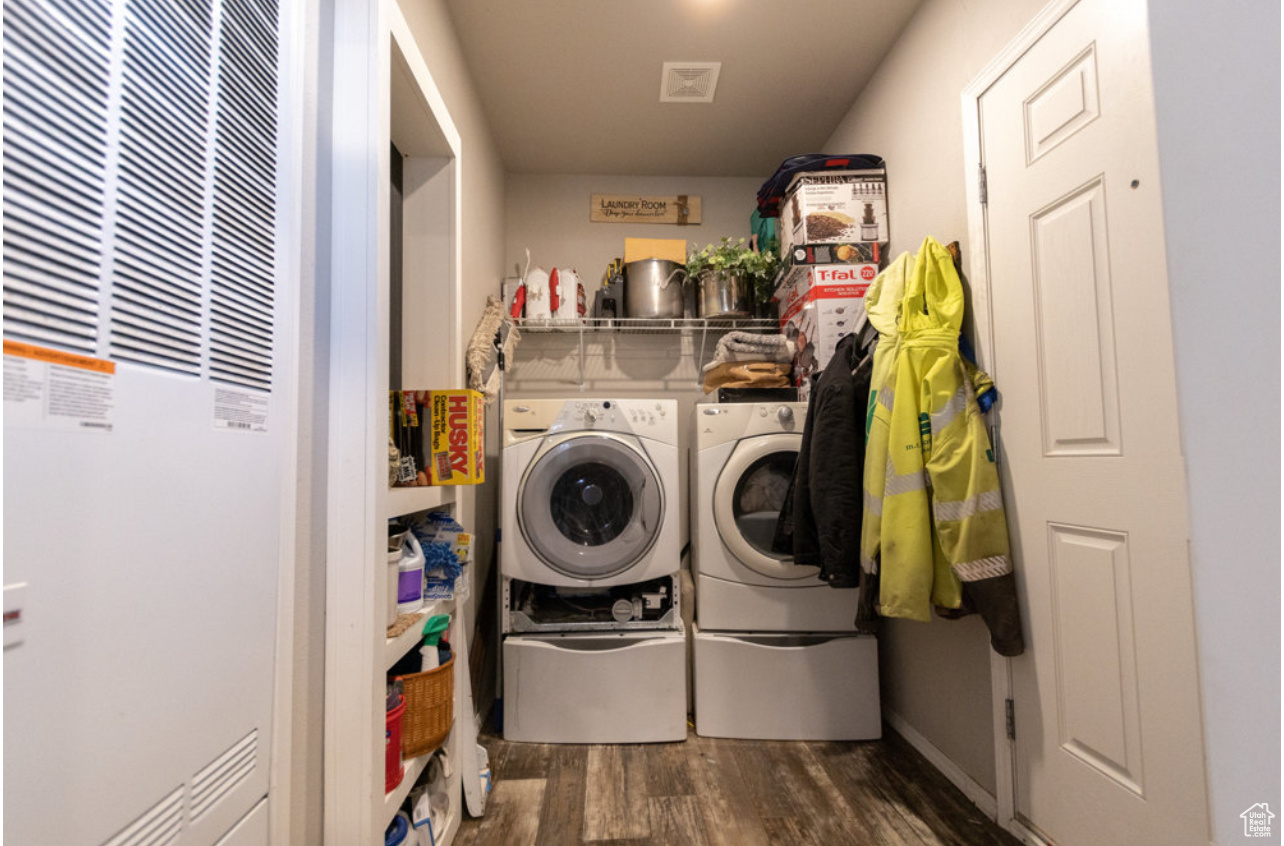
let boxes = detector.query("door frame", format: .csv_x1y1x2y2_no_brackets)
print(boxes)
959,0,1088,843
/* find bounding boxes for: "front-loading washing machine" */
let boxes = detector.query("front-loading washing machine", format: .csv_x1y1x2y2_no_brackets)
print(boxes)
691,401,880,740
502,398,680,588
500,398,685,743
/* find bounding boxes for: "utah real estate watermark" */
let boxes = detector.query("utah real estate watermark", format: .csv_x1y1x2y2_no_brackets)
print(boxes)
1242,804,1274,838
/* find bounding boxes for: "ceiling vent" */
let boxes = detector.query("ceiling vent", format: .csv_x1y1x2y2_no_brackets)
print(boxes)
660,62,721,103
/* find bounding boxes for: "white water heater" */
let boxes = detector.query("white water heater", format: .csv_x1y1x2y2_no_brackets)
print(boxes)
3,0,295,843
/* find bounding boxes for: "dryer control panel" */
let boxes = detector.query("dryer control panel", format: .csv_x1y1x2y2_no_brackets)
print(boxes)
504,398,678,444
695,401,807,447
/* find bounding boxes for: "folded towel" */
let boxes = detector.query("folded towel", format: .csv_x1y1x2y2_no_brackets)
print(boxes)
702,361,791,394
702,331,794,372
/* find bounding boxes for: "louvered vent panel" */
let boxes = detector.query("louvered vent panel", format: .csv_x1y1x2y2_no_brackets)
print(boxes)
45,0,110,41
100,786,185,846
2,0,110,352
190,729,258,821
659,62,720,103
109,0,213,375
209,0,278,391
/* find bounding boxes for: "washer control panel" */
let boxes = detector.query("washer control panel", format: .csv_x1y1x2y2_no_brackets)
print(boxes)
555,399,667,430
696,401,807,446
505,398,677,443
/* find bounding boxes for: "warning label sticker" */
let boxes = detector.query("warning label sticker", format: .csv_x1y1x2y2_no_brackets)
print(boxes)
213,386,268,433
3,340,116,433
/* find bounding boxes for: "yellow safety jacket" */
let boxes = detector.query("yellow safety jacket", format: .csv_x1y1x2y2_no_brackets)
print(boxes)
857,251,910,593
863,251,913,436
860,236,1024,655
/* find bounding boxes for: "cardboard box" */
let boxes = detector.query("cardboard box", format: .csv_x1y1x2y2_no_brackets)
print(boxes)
779,169,888,256
390,389,485,486
784,241,883,267
774,264,877,399
624,237,687,265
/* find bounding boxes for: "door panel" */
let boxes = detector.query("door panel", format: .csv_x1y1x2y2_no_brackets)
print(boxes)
1046,523,1142,795
978,0,1209,843
1029,177,1120,455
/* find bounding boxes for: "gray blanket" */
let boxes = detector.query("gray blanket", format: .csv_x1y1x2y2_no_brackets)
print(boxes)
702,331,794,372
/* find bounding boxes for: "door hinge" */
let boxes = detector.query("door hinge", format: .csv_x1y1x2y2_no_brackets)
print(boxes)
1005,698,1016,740
978,164,988,205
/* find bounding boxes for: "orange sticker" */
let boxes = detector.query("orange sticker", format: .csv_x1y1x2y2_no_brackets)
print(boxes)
3,340,115,374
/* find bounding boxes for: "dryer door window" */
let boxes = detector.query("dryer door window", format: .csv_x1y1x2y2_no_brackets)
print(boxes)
714,433,818,580
520,434,663,579
730,452,796,555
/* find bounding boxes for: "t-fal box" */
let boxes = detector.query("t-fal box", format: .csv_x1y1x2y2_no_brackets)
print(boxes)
390,389,485,486
774,264,877,399
785,241,883,267
779,169,888,256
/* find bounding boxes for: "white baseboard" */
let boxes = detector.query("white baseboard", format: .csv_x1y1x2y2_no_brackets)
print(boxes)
883,708,999,820
1009,820,1051,846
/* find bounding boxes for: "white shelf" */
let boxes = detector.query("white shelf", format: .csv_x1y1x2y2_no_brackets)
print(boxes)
387,484,456,518
516,316,778,334
379,732,463,842
384,598,455,671
515,316,782,389
382,753,430,821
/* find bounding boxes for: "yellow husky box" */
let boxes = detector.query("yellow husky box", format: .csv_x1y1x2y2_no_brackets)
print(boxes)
390,389,485,486
428,389,484,485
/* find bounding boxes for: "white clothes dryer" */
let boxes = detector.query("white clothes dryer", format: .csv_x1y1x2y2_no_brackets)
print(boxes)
691,401,880,741
692,401,860,632
502,398,681,589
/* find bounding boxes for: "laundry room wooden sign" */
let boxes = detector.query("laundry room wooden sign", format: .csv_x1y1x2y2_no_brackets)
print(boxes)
590,194,702,225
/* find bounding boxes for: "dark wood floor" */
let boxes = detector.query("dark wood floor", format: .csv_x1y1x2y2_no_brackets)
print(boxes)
457,725,1022,846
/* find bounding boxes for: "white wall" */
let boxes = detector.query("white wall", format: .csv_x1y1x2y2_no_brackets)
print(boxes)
1146,2,1281,842
822,0,1049,796
506,173,764,285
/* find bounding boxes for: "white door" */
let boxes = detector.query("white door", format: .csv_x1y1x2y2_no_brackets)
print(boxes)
974,0,1209,843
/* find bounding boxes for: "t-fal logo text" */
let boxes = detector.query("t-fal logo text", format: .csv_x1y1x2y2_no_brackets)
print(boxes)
817,265,877,284
448,396,470,477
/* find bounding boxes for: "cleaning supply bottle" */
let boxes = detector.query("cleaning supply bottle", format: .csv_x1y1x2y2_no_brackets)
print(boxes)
419,614,451,671
396,534,426,615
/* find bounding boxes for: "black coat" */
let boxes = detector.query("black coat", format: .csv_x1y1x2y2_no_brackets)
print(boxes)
776,333,872,588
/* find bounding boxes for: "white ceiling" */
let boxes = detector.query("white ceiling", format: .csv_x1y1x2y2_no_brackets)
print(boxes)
443,0,924,177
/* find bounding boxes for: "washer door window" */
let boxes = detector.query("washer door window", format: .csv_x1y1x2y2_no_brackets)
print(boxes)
714,434,816,580
520,434,663,579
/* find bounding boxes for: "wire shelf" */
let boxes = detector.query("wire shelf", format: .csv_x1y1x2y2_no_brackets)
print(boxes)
512,316,783,390
515,316,779,334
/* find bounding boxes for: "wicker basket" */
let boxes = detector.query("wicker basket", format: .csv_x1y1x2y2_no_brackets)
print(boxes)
396,655,455,758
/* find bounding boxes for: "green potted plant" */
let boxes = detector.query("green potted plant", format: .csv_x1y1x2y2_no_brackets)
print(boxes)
686,237,780,319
